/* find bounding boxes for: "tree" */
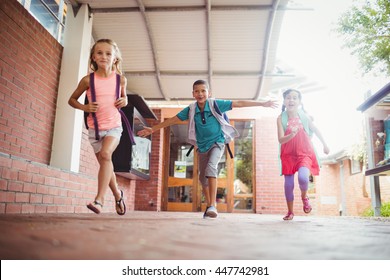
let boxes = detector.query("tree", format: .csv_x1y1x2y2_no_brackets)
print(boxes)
335,0,390,75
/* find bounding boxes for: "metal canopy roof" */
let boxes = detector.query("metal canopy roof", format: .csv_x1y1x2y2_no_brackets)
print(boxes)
69,0,291,105
357,82,390,112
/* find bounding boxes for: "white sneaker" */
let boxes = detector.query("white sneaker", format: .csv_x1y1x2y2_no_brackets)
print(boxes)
204,206,218,218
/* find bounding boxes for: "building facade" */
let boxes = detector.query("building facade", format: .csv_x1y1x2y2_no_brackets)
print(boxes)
0,0,374,216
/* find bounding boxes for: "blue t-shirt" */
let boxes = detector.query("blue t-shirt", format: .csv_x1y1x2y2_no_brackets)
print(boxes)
177,99,232,153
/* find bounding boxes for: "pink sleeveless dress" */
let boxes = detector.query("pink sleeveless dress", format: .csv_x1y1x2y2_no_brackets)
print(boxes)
280,116,319,175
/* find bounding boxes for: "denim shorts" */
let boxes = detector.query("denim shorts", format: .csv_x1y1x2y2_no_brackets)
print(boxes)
88,126,123,154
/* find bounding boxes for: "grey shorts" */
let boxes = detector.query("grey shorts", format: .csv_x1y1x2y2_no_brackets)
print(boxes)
198,143,225,188
88,126,123,154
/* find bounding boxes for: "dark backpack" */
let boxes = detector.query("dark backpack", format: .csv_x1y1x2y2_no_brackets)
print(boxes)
186,100,234,158
84,72,135,144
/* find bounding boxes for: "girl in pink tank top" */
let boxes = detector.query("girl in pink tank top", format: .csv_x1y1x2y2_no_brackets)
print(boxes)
68,39,128,216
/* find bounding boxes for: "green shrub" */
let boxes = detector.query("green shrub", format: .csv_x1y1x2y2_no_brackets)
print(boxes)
362,201,390,217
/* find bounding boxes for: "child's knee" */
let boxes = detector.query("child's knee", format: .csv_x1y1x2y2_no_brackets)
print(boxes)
99,149,113,161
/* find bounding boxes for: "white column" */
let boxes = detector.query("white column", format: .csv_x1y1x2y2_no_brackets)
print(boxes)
50,4,93,172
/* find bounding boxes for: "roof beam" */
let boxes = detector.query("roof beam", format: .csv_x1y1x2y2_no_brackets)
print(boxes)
90,6,271,14
135,0,169,100
254,0,280,100
91,6,309,13
124,70,295,78
90,5,296,14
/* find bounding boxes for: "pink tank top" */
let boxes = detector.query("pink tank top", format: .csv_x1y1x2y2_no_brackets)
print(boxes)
86,72,121,131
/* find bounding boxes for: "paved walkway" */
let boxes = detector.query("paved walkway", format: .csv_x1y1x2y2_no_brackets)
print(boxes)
1,211,389,260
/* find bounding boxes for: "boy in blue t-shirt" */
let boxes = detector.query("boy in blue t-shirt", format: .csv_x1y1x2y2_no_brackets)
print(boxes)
137,80,277,218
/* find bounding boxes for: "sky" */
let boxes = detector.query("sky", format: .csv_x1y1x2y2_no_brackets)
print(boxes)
276,0,388,155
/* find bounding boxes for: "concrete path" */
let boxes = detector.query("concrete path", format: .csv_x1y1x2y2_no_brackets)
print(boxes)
1,211,389,260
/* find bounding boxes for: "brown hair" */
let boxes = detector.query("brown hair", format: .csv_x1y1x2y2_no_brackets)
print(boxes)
281,89,305,112
193,80,209,90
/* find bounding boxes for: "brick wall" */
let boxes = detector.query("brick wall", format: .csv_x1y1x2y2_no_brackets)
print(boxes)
134,109,164,211
317,159,371,216
255,116,286,214
0,0,62,164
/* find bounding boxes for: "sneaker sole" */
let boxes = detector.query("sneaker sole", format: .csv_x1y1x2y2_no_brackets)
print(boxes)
205,211,218,218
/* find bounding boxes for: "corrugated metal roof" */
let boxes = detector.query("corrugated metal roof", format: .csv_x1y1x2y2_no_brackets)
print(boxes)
73,0,292,105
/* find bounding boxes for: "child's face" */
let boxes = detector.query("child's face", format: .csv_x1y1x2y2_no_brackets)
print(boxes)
192,84,210,104
92,42,116,71
283,91,301,111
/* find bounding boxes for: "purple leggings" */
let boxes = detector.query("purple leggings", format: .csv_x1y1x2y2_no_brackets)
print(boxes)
284,166,310,202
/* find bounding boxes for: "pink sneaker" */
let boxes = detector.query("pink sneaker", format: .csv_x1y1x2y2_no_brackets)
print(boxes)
302,197,312,214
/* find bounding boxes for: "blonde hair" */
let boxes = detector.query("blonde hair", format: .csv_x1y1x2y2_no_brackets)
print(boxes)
89,39,123,74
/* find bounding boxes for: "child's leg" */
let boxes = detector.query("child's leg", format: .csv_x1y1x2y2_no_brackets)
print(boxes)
298,166,312,213
108,171,126,214
297,166,310,198
198,152,211,206
204,144,224,207
108,172,121,198
284,174,294,214
95,136,120,205
207,177,217,207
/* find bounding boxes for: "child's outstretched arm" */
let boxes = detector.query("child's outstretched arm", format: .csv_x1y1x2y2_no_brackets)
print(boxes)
137,116,182,138
232,100,278,109
309,120,330,155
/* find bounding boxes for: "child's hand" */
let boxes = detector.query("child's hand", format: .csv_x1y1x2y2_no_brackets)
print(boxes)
290,126,299,137
137,127,153,137
323,145,330,155
291,126,298,133
85,102,98,113
115,97,127,108
263,100,279,108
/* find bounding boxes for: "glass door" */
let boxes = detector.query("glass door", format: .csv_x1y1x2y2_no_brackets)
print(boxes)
166,124,198,212
233,120,255,212
163,120,255,213
165,123,232,213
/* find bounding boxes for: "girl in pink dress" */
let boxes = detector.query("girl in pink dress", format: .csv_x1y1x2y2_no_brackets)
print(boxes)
277,89,330,220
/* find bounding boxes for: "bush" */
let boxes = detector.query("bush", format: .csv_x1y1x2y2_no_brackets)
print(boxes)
362,201,390,217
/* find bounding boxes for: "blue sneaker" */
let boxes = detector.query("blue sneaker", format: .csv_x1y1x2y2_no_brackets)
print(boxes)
204,206,218,218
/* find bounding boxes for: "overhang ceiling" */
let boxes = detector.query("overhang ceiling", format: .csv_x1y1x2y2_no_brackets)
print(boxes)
70,0,293,106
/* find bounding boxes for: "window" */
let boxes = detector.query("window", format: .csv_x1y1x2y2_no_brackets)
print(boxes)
18,0,67,44
350,158,362,174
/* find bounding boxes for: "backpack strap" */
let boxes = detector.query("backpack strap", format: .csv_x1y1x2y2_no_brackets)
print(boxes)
115,74,135,145
212,100,234,159
185,145,194,157
89,73,100,140
281,109,312,136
